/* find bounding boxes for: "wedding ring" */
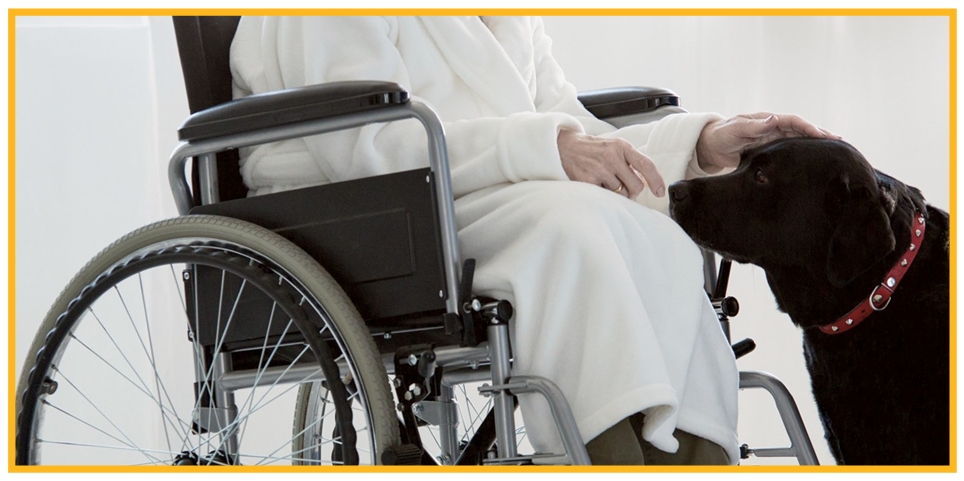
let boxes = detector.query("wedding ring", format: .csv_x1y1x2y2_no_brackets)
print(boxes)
613,184,624,193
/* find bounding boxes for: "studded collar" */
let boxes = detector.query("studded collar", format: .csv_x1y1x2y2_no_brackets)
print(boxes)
818,211,926,335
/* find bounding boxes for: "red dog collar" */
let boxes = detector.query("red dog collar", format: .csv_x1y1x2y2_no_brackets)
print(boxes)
819,211,926,335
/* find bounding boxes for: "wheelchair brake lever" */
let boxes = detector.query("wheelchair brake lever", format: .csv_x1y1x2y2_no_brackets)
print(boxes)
416,349,437,379
459,258,476,304
443,259,476,339
712,258,738,342
713,258,733,299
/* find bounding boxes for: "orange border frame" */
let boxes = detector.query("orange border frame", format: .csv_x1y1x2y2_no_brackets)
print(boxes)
6,7,958,474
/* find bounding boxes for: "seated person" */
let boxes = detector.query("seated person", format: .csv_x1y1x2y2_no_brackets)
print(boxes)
230,16,835,465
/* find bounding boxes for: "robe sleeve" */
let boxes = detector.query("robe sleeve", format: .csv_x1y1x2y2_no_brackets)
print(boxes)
515,17,728,213
231,16,584,199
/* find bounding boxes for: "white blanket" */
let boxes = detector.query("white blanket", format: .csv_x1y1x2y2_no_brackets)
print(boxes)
231,16,739,462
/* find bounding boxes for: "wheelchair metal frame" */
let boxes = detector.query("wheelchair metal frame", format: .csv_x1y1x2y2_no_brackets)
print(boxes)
160,15,819,466
166,98,821,467
168,99,591,465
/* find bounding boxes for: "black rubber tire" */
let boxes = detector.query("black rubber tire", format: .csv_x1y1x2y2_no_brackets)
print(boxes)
15,215,398,465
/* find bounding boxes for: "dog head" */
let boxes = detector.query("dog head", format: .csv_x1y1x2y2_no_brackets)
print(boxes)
669,138,922,288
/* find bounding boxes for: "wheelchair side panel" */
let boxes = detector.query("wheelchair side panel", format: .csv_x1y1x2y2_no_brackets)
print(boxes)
190,168,448,322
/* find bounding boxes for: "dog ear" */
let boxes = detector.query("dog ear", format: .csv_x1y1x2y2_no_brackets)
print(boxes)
826,183,896,287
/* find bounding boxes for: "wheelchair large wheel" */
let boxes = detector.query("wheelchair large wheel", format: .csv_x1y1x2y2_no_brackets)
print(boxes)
16,215,398,465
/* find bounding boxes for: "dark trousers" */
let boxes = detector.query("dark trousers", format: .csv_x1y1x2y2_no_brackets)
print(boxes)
585,413,729,465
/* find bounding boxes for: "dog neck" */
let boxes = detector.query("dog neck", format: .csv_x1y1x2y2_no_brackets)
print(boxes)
815,211,926,334
763,205,925,331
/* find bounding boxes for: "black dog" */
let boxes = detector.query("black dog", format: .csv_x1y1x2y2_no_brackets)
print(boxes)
669,138,949,465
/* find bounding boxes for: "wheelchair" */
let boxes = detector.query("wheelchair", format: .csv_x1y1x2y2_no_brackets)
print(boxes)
15,16,819,467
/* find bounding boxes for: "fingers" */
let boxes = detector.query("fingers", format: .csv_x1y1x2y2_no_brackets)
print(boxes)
559,132,628,195
558,132,664,198
621,143,665,198
697,113,844,175
591,143,644,198
782,114,841,139
608,141,646,198
580,166,633,198
740,112,841,140
602,139,664,198
599,170,630,196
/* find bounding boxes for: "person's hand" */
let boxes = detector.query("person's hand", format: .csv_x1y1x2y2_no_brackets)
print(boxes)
695,113,841,173
557,130,665,199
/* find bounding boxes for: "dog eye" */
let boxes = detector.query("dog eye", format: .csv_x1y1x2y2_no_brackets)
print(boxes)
754,169,769,185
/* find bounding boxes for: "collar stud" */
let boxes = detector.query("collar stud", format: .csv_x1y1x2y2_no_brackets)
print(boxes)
819,210,925,335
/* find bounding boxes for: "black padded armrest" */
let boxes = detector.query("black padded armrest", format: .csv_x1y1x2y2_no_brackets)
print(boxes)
577,87,680,120
178,81,409,141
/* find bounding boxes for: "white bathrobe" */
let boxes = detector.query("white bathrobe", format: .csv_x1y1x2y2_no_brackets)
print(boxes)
231,16,740,463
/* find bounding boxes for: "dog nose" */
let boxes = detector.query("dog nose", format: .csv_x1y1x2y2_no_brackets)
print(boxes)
669,184,689,202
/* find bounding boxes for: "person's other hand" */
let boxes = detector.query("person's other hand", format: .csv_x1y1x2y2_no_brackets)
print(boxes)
695,113,841,173
557,130,665,199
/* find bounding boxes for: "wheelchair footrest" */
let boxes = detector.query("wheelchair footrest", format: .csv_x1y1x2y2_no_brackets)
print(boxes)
481,375,591,466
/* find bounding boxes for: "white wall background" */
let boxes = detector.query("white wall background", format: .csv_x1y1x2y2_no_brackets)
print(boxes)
14,15,951,466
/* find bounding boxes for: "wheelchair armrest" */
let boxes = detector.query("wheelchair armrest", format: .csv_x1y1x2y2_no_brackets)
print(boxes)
170,82,463,323
577,86,680,120
177,81,409,141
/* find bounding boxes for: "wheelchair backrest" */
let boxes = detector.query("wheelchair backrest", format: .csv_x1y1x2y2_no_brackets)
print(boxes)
172,16,247,203
170,16,463,348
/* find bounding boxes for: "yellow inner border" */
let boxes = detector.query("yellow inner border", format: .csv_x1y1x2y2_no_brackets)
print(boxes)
7,7,958,474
